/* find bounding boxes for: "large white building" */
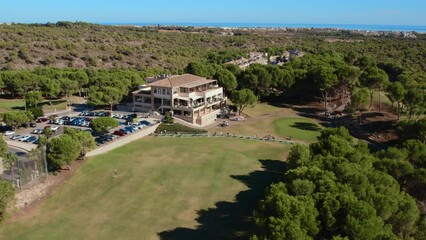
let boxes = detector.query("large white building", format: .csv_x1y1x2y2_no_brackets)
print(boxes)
132,74,225,126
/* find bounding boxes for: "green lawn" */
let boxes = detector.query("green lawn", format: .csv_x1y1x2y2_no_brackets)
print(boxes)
273,118,322,142
0,99,25,113
0,137,288,240
0,98,74,114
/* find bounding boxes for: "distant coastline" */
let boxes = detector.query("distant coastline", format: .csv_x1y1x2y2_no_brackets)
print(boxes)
99,22,426,33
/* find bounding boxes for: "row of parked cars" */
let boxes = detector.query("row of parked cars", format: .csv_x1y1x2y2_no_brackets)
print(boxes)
79,111,109,117
95,120,152,145
50,116,92,127
79,111,136,120
9,134,38,143
113,120,152,136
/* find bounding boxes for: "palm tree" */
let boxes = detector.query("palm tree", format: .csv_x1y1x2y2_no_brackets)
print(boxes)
3,152,17,181
27,148,42,174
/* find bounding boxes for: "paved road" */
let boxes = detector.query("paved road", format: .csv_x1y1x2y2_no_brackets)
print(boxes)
5,140,37,152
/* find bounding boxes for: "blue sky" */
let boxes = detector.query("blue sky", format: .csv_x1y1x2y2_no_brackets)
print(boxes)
1,0,425,25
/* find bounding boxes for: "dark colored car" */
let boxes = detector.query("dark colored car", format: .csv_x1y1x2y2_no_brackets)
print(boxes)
24,136,37,142
140,120,151,126
29,122,37,128
36,117,48,123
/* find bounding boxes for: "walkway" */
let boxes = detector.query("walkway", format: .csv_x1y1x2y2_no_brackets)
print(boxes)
86,123,160,157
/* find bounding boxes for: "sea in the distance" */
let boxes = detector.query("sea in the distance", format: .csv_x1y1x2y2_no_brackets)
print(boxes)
100,22,426,33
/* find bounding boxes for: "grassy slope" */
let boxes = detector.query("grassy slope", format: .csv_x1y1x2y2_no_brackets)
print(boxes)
210,103,322,143
0,98,77,114
0,99,24,113
1,137,288,240
273,118,322,142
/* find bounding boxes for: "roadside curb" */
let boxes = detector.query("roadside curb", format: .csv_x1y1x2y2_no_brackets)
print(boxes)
5,140,36,152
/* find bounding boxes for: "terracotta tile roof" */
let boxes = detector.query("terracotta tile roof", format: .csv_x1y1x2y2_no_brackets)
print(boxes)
148,74,209,88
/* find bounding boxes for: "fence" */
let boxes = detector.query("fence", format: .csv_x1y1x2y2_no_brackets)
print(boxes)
156,133,295,145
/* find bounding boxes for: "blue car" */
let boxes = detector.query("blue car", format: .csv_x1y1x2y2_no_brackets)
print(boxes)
140,120,151,126
124,127,136,133
120,128,132,134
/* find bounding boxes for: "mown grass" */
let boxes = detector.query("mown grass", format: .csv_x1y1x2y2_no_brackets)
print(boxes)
273,118,322,142
211,103,322,143
0,98,78,114
0,99,24,113
0,137,288,240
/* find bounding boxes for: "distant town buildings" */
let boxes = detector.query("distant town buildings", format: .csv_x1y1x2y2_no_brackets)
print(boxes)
225,50,304,69
225,52,268,69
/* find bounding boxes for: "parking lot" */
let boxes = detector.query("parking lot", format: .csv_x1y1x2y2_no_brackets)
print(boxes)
6,110,158,148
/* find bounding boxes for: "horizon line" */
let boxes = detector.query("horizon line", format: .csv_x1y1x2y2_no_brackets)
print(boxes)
1,20,426,27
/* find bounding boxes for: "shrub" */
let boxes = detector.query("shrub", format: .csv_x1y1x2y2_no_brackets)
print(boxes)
155,123,207,134
90,117,118,133
164,111,174,124
28,107,44,118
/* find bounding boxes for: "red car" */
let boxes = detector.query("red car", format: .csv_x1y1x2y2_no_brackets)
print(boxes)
36,117,48,123
113,130,127,136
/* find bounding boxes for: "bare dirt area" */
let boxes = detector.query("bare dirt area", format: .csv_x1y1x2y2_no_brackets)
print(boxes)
9,159,86,222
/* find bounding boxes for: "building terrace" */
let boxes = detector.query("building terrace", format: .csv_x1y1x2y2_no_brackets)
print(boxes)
132,74,225,126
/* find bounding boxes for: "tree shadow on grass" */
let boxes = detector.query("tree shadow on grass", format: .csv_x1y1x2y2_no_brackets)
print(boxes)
290,122,322,132
11,106,25,110
158,159,287,240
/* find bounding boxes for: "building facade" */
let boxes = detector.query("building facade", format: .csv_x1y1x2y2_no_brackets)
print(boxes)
132,74,225,126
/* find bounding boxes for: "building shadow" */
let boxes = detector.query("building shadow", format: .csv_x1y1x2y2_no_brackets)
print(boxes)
158,159,287,240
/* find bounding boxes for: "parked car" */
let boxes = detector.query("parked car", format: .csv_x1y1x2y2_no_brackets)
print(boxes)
31,129,44,134
36,117,48,123
4,131,15,136
140,120,151,126
29,122,37,128
120,128,132,134
19,135,32,141
50,125,59,131
10,134,22,140
113,130,127,136
124,126,136,133
95,134,115,144
23,136,37,143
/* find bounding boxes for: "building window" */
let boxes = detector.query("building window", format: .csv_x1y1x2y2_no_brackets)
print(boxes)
163,99,171,106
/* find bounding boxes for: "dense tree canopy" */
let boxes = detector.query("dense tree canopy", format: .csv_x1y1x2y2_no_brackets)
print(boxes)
24,90,43,108
252,127,424,240
63,128,97,155
0,179,15,222
1,111,32,128
47,134,82,169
